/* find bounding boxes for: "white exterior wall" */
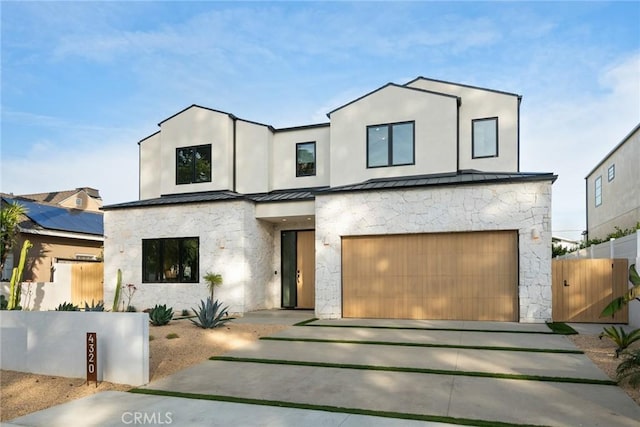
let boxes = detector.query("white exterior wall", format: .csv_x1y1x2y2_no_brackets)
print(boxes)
104,200,275,314
587,126,640,240
236,120,272,194
315,180,554,322
159,107,234,196
406,78,519,172
139,133,162,200
272,126,330,190
329,85,458,187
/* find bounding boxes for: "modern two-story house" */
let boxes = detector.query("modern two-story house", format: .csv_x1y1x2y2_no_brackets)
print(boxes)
103,77,556,322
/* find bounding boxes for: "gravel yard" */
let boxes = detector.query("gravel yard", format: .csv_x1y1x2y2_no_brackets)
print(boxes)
1,322,638,422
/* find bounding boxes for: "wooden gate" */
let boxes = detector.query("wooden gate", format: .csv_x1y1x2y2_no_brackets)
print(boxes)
552,259,628,323
71,262,104,306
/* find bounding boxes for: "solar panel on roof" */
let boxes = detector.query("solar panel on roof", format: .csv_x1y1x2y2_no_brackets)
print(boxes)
3,197,103,236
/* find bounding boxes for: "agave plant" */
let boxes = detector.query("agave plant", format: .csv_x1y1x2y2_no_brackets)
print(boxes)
84,299,105,312
617,349,640,387
55,302,79,311
190,297,233,329
149,304,174,326
599,326,640,358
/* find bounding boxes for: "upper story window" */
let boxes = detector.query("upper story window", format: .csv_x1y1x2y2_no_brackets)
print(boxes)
296,142,316,177
608,164,615,182
176,144,212,185
142,237,199,283
367,121,414,168
595,176,602,207
472,117,498,158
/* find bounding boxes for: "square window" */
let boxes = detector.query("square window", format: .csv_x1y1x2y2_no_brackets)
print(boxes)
142,237,199,283
608,164,615,182
472,117,498,158
296,142,316,177
595,176,602,207
367,122,414,168
176,145,211,185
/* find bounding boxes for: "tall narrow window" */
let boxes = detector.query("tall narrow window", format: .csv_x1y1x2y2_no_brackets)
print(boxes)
296,142,316,177
608,164,615,182
176,145,211,185
472,117,498,158
142,237,199,283
595,176,602,207
367,121,414,168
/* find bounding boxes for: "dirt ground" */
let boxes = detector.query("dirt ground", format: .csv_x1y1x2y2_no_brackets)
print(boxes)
1,323,639,422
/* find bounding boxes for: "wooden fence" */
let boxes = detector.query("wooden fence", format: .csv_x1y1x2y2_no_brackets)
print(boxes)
70,262,104,306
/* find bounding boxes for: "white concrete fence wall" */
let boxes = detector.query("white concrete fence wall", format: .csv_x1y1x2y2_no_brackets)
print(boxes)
0,312,149,386
1,263,75,311
559,230,640,327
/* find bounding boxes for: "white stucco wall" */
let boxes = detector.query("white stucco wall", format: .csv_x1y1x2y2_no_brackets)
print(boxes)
139,132,162,200
315,180,554,322
329,84,459,187
406,78,519,172
236,120,272,194
104,200,276,314
272,125,330,190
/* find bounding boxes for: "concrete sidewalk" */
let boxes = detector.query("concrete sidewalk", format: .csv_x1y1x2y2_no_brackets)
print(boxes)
6,318,640,427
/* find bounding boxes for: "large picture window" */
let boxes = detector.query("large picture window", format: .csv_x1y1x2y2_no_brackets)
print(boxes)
367,121,414,168
296,142,316,176
142,237,199,283
595,176,602,207
176,145,212,185
472,117,498,158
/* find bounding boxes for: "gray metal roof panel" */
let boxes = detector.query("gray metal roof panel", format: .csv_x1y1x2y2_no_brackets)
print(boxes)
102,191,242,210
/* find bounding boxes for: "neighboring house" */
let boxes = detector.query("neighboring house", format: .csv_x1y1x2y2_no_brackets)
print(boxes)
552,236,580,252
103,77,556,322
585,123,640,241
1,189,104,282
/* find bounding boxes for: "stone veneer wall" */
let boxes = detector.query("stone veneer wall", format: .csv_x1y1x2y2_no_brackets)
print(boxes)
314,181,554,322
104,200,275,314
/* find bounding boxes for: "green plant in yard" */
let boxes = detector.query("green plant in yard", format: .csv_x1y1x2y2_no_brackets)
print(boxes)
149,335,155,341
0,295,7,310
181,309,190,317
149,304,174,326
600,264,639,318
190,297,234,329
112,269,123,312
598,326,640,358
7,239,33,310
126,305,137,312
55,302,80,311
616,349,640,387
166,333,179,339
203,272,223,301
84,300,105,311
1,201,27,273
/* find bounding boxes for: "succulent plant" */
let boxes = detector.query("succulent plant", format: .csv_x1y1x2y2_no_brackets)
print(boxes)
149,304,174,326
190,298,233,329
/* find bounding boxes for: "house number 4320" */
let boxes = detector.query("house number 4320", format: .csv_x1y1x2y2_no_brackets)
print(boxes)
86,332,97,386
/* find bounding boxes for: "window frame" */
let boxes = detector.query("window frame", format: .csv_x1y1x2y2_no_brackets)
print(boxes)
296,141,317,177
366,121,415,168
176,144,212,185
607,164,615,182
595,176,602,207
472,117,499,159
142,237,199,283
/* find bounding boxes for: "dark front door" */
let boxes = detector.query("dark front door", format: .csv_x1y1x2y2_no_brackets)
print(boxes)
281,230,315,309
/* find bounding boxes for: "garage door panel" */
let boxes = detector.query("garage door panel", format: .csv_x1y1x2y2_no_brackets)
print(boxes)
342,231,518,321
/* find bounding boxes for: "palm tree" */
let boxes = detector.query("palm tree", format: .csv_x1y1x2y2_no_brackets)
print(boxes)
1,200,27,272
617,349,640,387
203,272,223,301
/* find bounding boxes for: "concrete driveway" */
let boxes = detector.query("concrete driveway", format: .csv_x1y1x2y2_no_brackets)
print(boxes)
7,315,640,426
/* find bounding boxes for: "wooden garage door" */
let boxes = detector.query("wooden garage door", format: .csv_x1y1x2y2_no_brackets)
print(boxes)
342,231,518,321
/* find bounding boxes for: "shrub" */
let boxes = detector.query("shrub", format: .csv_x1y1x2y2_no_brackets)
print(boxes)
181,309,190,317
599,326,640,358
149,304,174,326
84,300,105,312
126,305,137,312
617,349,640,387
55,302,79,311
190,297,234,329
166,333,179,339
0,295,7,310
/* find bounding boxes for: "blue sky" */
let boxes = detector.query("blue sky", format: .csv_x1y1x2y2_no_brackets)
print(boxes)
1,1,639,240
